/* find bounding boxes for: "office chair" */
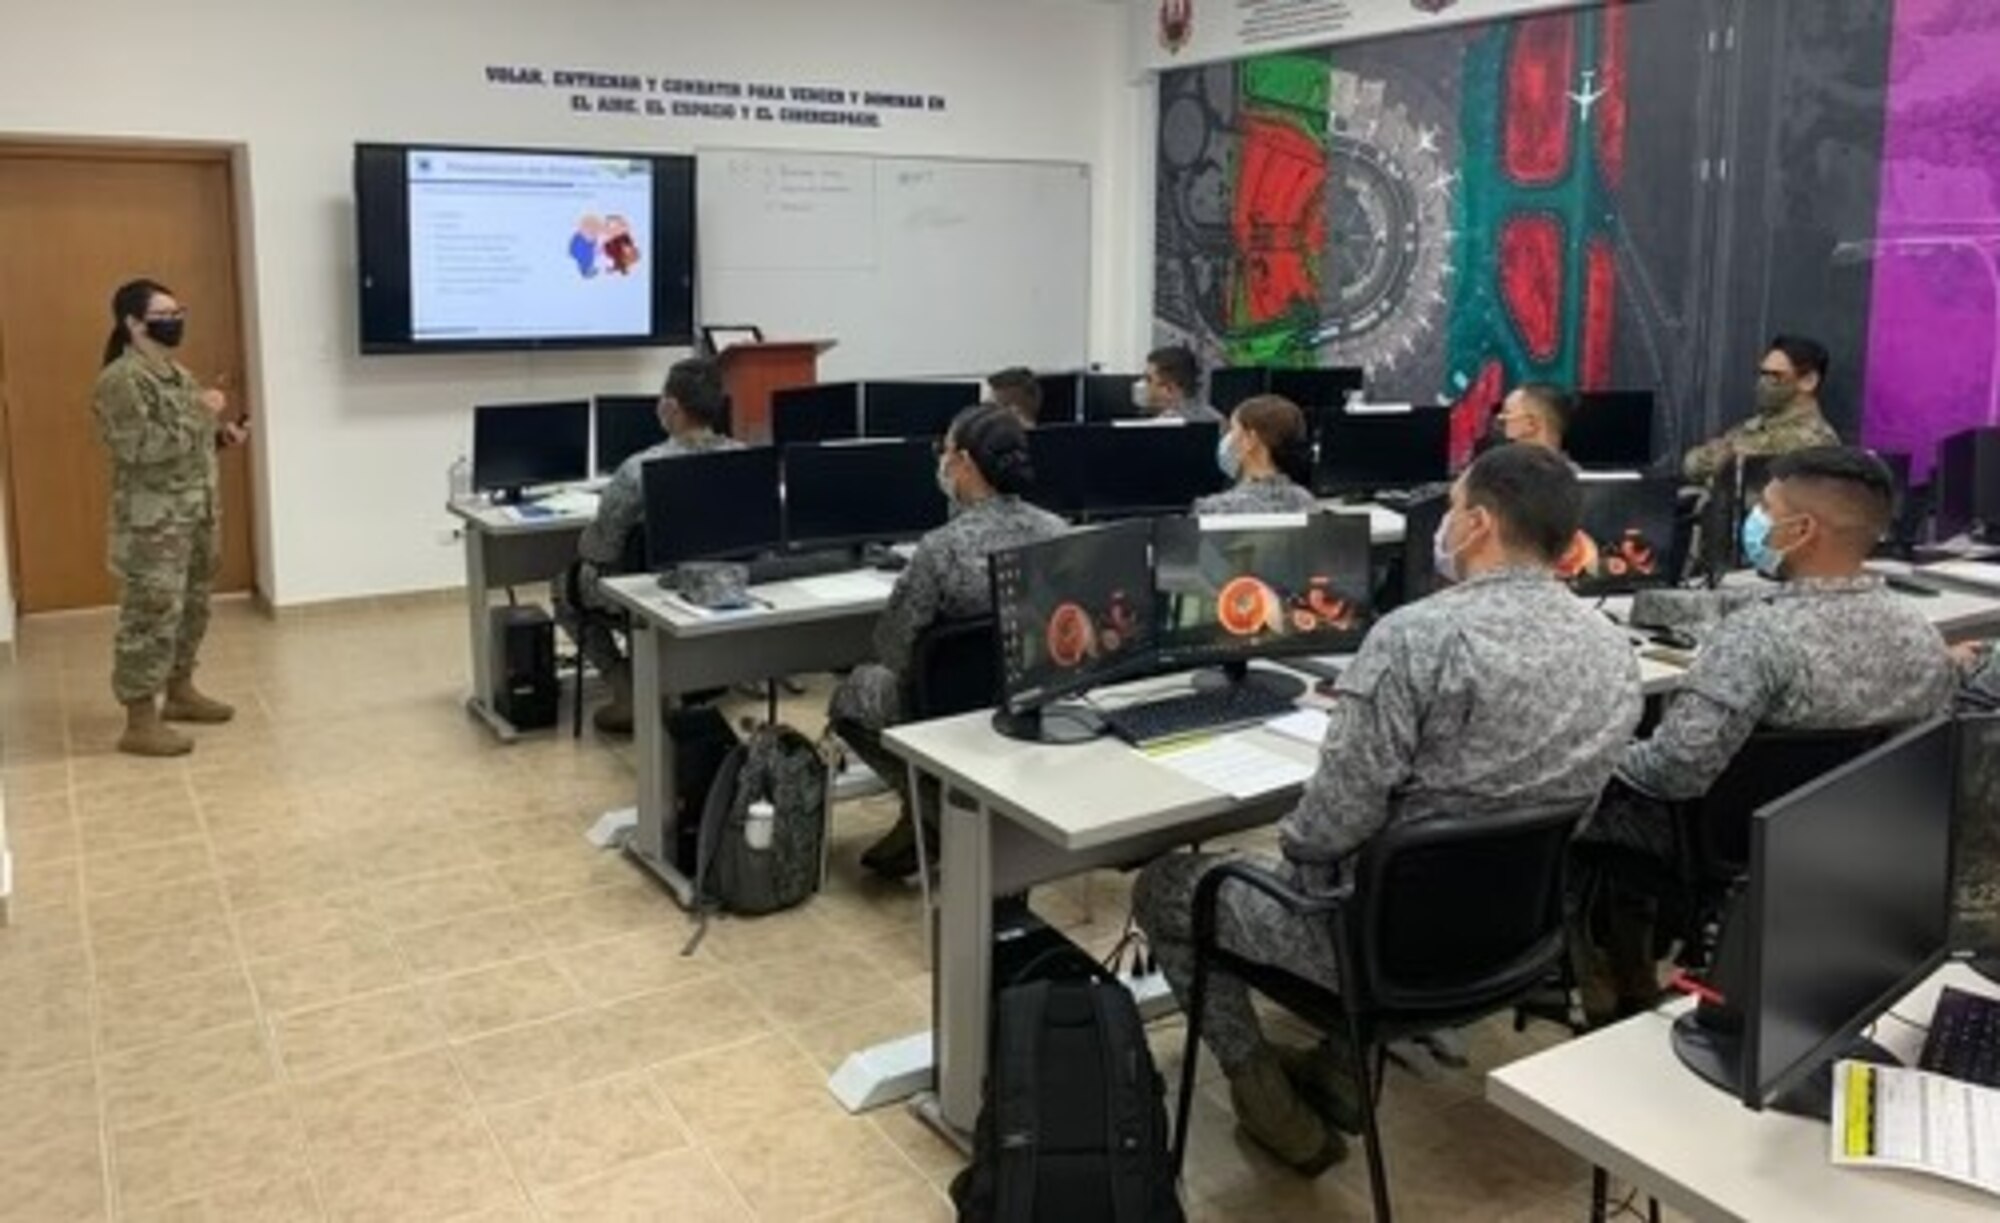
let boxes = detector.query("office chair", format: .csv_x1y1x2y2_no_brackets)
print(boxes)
905,615,998,721
1170,802,1594,1222
1577,727,1894,974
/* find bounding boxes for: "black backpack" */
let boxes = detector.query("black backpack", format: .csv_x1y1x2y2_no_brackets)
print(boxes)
950,978,1185,1223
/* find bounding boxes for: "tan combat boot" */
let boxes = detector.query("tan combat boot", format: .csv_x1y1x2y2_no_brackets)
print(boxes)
593,669,634,736
163,675,234,724
120,698,193,757
1226,1045,1347,1175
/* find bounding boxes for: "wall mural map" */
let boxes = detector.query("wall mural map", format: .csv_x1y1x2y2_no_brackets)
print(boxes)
1156,0,2000,476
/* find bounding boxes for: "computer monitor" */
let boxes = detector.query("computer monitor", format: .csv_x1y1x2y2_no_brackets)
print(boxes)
1557,475,1679,596
991,520,1158,742
782,439,947,551
1154,513,1374,675
471,401,591,497
1269,367,1365,414
1208,368,1269,415
1035,373,1082,425
1937,427,2000,541
1567,391,1657,471
1030,423,1228,519
1393,490,1453,611
642,446,782,570
771,383,861,448
594,395,668,476
862,381,981,439
1082,373,1142,423
1313,407,1452,496
1952,714,2000,972
1739,719,1955,1111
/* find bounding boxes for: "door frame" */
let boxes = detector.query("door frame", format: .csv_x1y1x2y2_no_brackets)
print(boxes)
0,136,269,625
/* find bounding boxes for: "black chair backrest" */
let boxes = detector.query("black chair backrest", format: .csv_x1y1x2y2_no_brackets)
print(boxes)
617,524,649,576
1349,804,1591,1014
907,616,999,721
1692,725,1897,877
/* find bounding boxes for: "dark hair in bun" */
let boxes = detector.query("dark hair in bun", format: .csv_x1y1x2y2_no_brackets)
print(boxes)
949,403,1036,497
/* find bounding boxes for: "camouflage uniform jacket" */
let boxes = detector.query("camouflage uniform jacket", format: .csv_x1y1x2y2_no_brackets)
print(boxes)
1682,397,1840,485
93,350,219,529
1619,575,1955,801
1194,475,1319,516
1279,567,1643,883
578,431,743,567
1171,400,1225,426
828,494,1067,729
1966,642,2000,707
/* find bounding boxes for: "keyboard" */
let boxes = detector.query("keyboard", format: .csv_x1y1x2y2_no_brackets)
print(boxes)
1918,986,2000,1087
1103,684,1299,746
745,549,858,585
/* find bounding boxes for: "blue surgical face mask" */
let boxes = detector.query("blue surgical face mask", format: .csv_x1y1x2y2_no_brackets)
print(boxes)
1740,505,1790,579
1216,430,1243,481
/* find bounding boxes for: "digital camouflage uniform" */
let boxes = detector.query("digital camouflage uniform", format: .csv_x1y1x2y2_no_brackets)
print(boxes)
93,350,220,704
1590,575,1959,861
1193,474,1319,516
1682,397,1841,487
1134,568,1643,1070
1965,643,2000,709
557,431,743,679
828,494,1067,808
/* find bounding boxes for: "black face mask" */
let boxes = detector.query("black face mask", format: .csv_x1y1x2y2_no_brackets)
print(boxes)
144,317,186,348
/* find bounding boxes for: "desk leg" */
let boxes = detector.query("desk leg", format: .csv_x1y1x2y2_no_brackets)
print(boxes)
622,622,694,905
933,789,995,1139
1590,1166,1608,1223
461,526,518,742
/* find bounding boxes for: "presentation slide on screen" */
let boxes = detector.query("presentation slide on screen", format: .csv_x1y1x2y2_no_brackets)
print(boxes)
408,149,653,342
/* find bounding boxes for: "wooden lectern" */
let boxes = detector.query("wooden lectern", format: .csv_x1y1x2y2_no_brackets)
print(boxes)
713,340,836,443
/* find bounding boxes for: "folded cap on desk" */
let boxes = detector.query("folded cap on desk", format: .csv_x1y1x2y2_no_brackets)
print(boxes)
671,562,750,609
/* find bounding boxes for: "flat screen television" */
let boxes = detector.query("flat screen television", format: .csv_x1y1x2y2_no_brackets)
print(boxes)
355,143,696,353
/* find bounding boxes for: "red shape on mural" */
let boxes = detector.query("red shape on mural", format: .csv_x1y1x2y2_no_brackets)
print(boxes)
1583,239,1617,389
1504,16,1577,187
1596,2,1629,189
1501,215,1565,363
1233,115,1328,325
1451,360,1507,471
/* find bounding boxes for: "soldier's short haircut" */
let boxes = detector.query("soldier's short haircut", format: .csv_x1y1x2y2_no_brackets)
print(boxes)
1461,443,1585,563
663,358,727,431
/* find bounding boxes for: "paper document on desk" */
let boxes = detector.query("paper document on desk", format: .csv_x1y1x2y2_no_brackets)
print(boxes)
538,490,600,517
1149,737,1314,800
792,572,888,602
1266,709,1330,747
1829,1061,2000,1198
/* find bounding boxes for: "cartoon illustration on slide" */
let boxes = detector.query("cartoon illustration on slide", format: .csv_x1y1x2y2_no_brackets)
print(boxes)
568,214,604,278
602,214,641,275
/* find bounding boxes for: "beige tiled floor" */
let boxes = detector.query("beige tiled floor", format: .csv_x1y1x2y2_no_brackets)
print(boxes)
0,596,1624,1221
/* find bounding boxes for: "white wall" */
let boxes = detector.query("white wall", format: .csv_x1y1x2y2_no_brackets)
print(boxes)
0,0,1142,606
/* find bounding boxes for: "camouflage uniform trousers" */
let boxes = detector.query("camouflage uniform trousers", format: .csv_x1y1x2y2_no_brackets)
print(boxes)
111,514,219,703
552,560,630,683
1132,851,1343,1073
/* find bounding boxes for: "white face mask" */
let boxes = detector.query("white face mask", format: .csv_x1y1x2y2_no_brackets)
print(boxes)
1432,513,1461,583
1131,379,1151,410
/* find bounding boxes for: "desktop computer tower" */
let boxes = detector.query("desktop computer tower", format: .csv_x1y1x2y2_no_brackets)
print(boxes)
489,605,558,731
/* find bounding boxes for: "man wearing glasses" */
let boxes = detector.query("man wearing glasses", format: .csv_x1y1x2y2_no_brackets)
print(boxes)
1684,335,1842,486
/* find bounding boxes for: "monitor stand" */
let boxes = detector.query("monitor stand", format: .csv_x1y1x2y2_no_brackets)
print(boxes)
490,486,527,505
991,702,1106,745
1670,1009,1897,1120
1190,660,1307,703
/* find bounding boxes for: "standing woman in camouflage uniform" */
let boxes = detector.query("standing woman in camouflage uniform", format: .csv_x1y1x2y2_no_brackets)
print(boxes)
93,279,246,757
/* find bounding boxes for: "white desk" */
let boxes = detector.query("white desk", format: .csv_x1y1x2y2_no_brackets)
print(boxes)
1489,965,2000,1222
1921,559,2000,598
598,568,897,901
447,498,597,741
884,675,1319,1140
1320,500,1406,547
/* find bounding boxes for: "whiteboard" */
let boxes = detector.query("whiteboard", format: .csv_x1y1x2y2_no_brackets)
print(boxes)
697,149,1091,380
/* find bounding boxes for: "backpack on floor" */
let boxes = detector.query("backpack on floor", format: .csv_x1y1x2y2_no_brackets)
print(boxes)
950,978,1185,1223
684,722,829,952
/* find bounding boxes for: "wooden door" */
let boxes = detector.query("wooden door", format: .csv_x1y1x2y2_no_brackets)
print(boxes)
0,150,256,612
